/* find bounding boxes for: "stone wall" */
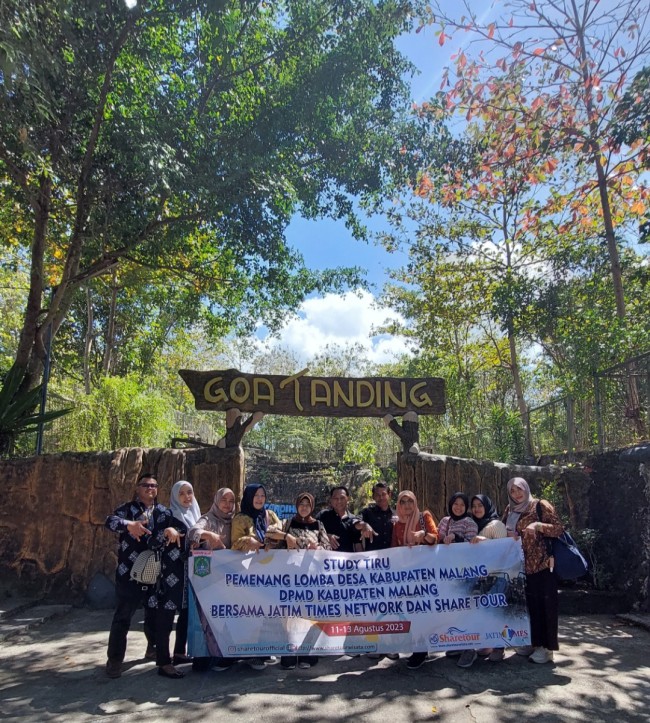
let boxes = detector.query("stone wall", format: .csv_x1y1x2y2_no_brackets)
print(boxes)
0,446,244,598
399,448,648,611
2,443,648,611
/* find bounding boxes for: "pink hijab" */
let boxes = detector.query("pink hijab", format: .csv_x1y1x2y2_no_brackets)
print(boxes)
396,490,421,542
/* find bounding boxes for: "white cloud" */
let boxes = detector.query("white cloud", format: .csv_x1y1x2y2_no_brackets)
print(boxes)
258,289,411,366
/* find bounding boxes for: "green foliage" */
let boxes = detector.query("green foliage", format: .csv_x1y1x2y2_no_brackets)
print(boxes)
488,406,526,464
0,0,422,392
53,375,175,451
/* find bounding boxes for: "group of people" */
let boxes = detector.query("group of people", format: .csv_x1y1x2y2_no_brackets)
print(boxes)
105,474,564,678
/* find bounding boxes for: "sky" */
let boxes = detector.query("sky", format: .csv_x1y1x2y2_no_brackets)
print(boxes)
257,23,452,368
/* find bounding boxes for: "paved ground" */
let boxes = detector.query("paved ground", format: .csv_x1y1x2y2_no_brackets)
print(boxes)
0,609,648,723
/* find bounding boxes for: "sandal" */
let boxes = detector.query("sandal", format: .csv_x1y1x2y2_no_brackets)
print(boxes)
158,665,184,679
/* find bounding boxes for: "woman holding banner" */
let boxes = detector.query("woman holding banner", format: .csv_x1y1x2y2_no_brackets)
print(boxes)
453,495,509,668
391,490,438,670
504,477,563,664
232,483,284,553
167,481,202,668
274,492,331,670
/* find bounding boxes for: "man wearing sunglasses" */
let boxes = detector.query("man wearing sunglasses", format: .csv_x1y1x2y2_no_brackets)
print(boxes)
104,473,166,678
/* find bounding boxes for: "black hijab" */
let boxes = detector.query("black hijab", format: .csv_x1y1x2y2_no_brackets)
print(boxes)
240,483,268,542
448,492,470,521
471,494,500,532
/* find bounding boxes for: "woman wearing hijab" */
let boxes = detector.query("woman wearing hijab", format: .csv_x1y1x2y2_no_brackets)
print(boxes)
231,483,283,671
390,490,438,670
144,481,191,679
276,492,331,551
231,483,282,553
187,487,237,672
165,481,202,668
453,495,509,668
391,490,438,548
503,477,563,664
277,492,331,670
437,492,479,544
187,487,236,550
470,495,507,542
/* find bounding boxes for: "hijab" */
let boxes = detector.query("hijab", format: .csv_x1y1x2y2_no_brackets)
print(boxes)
170,480,201,528
447,492,470,521
396,490,421,542
293,492,316,524
506,477,533,532
202,487,236,548
471,494,500,532
240,483,268,542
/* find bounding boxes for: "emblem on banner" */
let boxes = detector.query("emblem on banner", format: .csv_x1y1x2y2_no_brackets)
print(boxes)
193,555,211,577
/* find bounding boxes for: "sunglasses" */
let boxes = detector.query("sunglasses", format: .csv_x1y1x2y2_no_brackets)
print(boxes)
139,483,158,489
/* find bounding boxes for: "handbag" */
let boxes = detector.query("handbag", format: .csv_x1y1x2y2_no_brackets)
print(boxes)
130,549,162,585
549,531,589,581
536,502,588,581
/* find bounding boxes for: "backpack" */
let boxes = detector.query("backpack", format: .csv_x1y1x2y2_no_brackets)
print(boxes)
130,549,161,585
536,502,588,581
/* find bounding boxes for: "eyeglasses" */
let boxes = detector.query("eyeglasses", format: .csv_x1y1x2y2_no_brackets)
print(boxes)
139,483,158,489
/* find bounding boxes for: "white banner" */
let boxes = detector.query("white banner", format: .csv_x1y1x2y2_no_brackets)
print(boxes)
188,539,531,657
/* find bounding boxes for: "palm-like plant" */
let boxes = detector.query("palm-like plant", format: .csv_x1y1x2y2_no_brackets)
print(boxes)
0,366,72,458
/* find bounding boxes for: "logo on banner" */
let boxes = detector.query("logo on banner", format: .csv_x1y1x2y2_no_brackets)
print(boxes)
436,626,481,645
193,555,211,577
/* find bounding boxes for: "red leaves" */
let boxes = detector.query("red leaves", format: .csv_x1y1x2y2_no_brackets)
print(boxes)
532,48,545,56
487,23,495,39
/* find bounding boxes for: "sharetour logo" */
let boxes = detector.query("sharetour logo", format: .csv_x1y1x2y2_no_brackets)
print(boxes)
431,627,480,646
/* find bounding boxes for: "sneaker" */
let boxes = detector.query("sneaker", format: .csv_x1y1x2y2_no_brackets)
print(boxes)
529,647,554,664
445,650,462,658
488,648,505,662
515,646,534,656
106,659,122,678
264,656,279,666
366,654,382,660
246,657,267,671
211,657,235,672
385,653,400,660
406,652,428,669
297,660,311,669
280,656,296,669
457,650,478,668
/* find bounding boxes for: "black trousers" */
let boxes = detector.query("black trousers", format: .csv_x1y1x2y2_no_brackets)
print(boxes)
526,569,559,650
174,607,188,656
155,608,175,666
107,582,156,662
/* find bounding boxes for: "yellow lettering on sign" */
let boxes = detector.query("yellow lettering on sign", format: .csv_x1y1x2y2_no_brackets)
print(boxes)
204,377,227,404
356,380,374,407
230,377,251,404
253,378,274,405
384,381,407,408
409,382,433,408
333,381,354,407
311,380,331,406
279,368,308,412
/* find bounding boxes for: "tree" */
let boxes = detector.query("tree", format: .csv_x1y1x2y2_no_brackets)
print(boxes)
0,0,419,403
422,0,650,430
426,0,649,315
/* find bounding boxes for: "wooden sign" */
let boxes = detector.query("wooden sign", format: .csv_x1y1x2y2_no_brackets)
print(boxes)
179,368,445,418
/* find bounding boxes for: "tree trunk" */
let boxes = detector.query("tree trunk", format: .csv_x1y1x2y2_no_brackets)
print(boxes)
507,323,532,457
83,286,93,394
